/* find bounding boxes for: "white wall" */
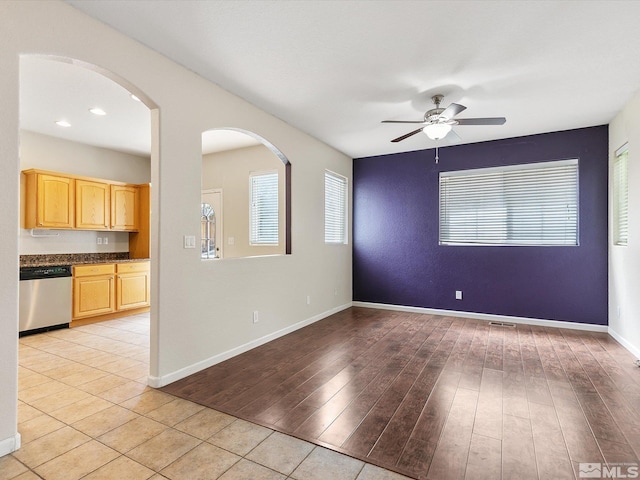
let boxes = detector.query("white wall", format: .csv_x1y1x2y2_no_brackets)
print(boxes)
20,130,151,184
18,131,150,255
202,144,286,258
0,16,21,456
609,91,640,358
0,0,352,456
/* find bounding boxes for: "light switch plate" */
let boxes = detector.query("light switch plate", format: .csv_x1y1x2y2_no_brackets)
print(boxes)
184,235,196,248
455,290,463,300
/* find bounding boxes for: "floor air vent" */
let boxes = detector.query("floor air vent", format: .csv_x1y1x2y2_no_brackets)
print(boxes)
489,321,516,328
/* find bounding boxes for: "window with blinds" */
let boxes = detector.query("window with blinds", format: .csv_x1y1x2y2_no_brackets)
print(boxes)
325,170,348,244
614,144,629,246
249,171,279,245
439,159,579,246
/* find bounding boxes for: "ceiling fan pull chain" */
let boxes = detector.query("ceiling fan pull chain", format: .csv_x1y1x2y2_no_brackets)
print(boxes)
435,144,439,164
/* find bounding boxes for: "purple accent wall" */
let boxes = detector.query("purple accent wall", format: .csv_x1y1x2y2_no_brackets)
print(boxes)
353,126,608,325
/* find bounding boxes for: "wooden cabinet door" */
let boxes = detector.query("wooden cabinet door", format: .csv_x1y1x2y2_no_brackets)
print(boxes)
116,271,150,310
73,275,115,319
111,185,139,231
35,174,75,228
76,180,110,230
129,184,150,259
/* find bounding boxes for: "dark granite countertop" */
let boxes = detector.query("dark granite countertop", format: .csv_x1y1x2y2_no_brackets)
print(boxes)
20,253,149,268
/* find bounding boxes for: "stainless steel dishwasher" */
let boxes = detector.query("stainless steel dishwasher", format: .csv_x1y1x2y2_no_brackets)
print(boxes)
19,265,72,335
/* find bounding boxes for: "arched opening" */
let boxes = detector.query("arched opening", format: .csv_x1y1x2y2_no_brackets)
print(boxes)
18,54,159,377
201,128,291,258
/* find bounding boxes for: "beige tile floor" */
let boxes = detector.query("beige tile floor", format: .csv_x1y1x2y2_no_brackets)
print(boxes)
2,314,411,480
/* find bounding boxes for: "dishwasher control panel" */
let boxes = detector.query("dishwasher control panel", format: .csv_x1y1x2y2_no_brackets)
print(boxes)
20,265,72,280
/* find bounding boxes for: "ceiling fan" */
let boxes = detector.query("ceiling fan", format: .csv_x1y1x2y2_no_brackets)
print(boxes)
382,94,506,161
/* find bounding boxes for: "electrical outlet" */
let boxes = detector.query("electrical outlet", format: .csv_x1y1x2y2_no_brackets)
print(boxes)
253,311,259,323
228,236,235,245
334,288,338,296
455,290,463,300
306,295,311,305
96,237,102,245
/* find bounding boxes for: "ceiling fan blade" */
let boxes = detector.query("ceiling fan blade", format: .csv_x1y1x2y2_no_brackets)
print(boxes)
391,128,424,143
382,120,425,124
440,103,466,119
456,117,506,125
446,129,462,143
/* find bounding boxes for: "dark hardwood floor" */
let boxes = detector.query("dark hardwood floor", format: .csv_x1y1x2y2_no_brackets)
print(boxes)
161,307,640,480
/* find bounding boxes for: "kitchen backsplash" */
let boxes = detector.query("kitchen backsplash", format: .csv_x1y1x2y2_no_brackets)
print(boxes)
19,229,130,255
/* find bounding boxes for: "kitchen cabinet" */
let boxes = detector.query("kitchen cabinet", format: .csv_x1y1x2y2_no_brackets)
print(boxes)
22,169,142,232
129,184,150,258
73,264,116,319
72,261,150,322
116,262,150,310
76,180,110,230
111,185,139,231
24,171,75,229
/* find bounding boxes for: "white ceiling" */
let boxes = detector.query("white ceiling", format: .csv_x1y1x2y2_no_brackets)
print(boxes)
20,56,152,156
20,56,260,156
28,0,640,159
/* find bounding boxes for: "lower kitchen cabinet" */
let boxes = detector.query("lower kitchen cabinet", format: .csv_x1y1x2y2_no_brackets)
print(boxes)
72,261,149,323
73,264,116,318
116,262,150,310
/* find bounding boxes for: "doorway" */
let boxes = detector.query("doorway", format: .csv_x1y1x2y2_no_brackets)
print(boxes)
18,54,157,378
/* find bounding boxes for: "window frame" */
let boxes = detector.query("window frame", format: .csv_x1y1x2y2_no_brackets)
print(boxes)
324,170,349,245
613,143,629,246
439,159,579,247
249,170,279,246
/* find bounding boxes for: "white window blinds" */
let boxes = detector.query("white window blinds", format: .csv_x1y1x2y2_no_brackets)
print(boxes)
614,144,629,246
250,172,279,245
439,159,579,246
325,170,348,244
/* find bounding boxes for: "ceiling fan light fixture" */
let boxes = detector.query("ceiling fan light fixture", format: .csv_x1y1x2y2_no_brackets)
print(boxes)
423,123,451,140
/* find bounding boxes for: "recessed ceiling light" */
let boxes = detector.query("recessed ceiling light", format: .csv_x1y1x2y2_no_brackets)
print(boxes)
89,107,107,116
130,94,141,102
55,120,71,127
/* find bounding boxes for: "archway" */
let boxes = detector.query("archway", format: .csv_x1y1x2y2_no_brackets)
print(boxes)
201,128,291,257
18,54,160,380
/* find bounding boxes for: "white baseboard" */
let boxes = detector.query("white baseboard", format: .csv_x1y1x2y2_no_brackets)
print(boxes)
608,327,640,359
148,302,353,388
352,301,609,333
0,433,21,457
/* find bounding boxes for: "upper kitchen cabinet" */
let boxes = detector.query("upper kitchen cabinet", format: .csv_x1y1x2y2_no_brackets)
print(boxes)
22,169,143,233
23,170,75,229
111,184,139,231
76,180,110,230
